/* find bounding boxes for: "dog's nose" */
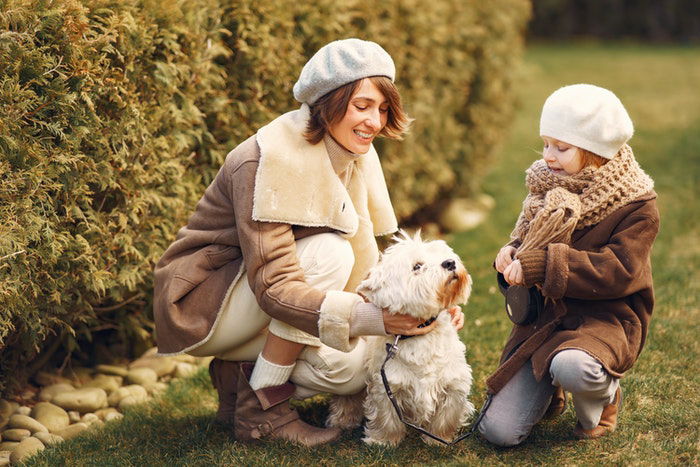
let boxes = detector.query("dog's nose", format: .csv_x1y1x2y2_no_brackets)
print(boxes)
441,259,456,271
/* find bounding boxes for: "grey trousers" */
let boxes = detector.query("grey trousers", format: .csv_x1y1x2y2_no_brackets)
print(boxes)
479,349,619,446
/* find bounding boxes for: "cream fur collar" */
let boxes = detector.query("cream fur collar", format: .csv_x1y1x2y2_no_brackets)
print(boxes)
253,105,397,236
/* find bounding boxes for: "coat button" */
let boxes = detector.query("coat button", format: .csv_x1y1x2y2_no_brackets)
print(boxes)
341,202,345,212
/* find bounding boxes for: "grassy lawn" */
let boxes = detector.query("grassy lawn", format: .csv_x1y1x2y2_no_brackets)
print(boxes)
26,43,700,466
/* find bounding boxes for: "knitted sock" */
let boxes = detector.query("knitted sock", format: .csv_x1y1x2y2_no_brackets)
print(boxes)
249,353,295,391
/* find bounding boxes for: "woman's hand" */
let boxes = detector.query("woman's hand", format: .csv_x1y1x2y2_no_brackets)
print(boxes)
382,310,438,336
503,259,524,286
495,245,517,273
447,306,465,331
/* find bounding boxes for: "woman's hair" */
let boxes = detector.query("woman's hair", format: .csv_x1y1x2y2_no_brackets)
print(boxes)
303,76,412,145
578,148,609,169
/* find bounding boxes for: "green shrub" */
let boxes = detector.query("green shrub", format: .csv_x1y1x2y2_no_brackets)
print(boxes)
0,0,529,395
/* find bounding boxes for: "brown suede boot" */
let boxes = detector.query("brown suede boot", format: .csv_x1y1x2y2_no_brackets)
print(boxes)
209,358,239,424
542,386,568,420
234,362,341,447
573,387,623,439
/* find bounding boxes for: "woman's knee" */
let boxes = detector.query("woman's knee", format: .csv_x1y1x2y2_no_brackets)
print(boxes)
478,415,528,447
296,233,354,288
550,349,606,392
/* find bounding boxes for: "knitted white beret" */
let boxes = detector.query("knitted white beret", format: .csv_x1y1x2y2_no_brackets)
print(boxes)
539,84,634,159
293,38,395,105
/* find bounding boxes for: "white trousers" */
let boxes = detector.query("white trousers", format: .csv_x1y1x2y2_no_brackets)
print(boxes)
188,233,366,397
479,349,619,446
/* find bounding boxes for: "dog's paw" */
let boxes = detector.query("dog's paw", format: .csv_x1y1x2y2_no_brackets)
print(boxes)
362,435,400,447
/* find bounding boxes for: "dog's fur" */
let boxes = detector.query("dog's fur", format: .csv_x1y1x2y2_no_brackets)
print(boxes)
327,231,475,446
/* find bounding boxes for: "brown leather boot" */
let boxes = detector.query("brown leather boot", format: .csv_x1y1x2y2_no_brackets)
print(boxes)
573,387,623,439
542,386,567,420
209,358,239,424
234,362,341,447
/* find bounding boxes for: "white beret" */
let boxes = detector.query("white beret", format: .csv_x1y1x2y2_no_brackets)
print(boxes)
293,38,395,105
540,84,634,159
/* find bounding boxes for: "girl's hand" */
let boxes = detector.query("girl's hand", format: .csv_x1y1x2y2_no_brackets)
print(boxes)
495,246,517,273
503,259,524,286
382,310,438,336
447,306,465,331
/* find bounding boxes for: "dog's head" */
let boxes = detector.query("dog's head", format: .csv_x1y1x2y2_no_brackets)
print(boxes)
357,230,471,320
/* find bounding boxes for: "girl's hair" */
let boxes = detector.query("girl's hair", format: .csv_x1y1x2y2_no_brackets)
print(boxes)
578,148,609,169
303,76,412,145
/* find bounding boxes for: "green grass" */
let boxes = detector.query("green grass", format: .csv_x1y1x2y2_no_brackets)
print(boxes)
26,43,700,466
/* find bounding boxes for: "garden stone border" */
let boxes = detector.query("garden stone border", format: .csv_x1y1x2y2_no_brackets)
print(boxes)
0,349,211,466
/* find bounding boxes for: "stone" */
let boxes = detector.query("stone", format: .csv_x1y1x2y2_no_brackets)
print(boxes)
0,450,9,467
52,388,108,413
173,362,198,378
38,383,76,402
2,428,31,442
118,396,140,410
0,442,18,452
33,431,64,446
9,437,44,464
94,364,129,377
107,385,147,407
8,415,48,434
31,402,70,433
67,367,94,385
81,413,100,425
83,374,122,393
142,382,168,396
16,407,31,416
94,408,120,421
0,401,18,420
104,411,123,422
126,368,158,386
129,357,176,378
438,194,495,232
68,411,81,423
53,423,88,441
0,418,6,432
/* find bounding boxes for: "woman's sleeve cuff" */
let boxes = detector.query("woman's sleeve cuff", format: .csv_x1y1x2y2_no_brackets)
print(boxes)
516,249,547,287
318,291,364,352
349,302,387,337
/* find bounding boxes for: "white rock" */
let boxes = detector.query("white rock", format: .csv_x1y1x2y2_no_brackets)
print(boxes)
52,388,108,413
173,363,198,378
107,385,148,407
38,383,76,402
1,428,30,442
31,402,70,432
0,450,9,467
0,442,18,452
8,415,48,434
83,374,122,393
33,431,64,446
129,358,176,378
94,364,129,377
0,401,17,419
16,407,31,416
94,408,120,421
104,412,123,422
142,382,168,396
9,437,44,464
126,367,158,385
68,411,81,423
53,422,88,440
81,413,100,425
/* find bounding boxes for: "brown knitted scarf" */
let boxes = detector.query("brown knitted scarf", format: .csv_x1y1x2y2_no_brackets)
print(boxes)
511,144,655,254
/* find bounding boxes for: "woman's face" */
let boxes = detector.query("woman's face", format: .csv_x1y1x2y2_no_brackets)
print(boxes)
328,78,389,154
541,136,584,175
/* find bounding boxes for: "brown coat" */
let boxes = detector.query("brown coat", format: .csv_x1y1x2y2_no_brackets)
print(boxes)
486,192,659,394
153,107,397,355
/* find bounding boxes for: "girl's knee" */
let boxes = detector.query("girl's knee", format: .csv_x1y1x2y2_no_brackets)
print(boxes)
478,416,528,447
550,349,606,392
297,233,354,286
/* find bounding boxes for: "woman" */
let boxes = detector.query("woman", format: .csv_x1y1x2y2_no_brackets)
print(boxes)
480,84,659,446
153,39,461,447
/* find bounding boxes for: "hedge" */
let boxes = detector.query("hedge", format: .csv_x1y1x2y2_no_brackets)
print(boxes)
0,0,529,395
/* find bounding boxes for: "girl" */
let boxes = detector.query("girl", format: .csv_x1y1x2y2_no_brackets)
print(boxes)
153,39,463,447
480,84,659,446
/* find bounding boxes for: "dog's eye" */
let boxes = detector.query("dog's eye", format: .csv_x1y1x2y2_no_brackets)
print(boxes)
412,262,423,271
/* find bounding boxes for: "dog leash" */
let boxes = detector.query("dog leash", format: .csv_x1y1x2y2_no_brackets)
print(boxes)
380,335,493,446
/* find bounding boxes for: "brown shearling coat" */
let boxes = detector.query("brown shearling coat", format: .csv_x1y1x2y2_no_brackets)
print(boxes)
486,192,660,394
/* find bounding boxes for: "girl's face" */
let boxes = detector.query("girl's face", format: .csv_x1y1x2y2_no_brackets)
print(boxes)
329,78,389,154
541,136,584,175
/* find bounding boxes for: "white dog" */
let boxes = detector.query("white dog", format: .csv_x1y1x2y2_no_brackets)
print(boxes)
327,231,475,446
